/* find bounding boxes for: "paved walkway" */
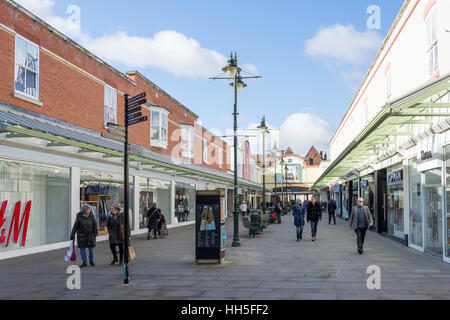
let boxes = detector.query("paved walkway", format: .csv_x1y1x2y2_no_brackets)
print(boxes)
1,214,450,300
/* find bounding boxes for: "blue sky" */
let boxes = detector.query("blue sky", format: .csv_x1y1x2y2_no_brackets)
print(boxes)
15,0,404,156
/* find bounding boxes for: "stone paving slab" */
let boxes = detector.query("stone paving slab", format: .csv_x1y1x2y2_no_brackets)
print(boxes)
1,214,450,300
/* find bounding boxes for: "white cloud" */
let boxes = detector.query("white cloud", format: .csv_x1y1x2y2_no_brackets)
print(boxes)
305,24,382,66
14,0,248,78
85,30,226,78
241,64,259,76
279,113,332,156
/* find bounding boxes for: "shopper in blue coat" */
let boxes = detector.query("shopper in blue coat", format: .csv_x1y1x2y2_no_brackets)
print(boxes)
293,200,306,241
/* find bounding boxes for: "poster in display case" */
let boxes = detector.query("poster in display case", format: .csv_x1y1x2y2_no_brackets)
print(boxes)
195,190,226,264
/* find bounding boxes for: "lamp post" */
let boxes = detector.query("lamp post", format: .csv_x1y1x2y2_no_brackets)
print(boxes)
257,116,270,215
272,143,278,204
280,157,285,205
211,53,261,247
284,164,289,205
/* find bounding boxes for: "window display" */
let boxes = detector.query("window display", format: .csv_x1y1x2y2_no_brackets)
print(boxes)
409,159,423,248
0,159,70,253
139,177,171,228
176,182,196,223
80,170,134,236
424,168,442,255
387,167,404,239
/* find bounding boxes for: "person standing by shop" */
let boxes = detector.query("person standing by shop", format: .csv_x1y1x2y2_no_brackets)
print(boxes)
328,198,337,225
349,198,374,254
307,197,322,241
275,201,282,224
240,201,247,217
293,200,306,241
147,202,161,240
107,204,125,265
70,204,98,268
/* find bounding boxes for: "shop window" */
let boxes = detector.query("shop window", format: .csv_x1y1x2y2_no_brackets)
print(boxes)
181,125,194,158
426,5,438,77
409,158,423,248
14,35,39,100
0,159,70,253
175,183,196,223
104,85,117,125
150,108,169,149
139,177,171,228
80,170,134,235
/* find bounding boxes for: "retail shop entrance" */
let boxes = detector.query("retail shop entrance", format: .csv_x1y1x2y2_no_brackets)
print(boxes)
375,169,387,234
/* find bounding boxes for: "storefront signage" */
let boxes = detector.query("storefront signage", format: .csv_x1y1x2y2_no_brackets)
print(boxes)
0,201,32,248
421,151,433,161
387,169,403,186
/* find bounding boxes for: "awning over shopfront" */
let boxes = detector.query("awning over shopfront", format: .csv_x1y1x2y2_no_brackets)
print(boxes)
0,100,262,191
314,74,450,189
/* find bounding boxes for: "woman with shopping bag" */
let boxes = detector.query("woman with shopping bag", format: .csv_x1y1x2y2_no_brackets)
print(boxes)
70,204,98,268
107,203,125,266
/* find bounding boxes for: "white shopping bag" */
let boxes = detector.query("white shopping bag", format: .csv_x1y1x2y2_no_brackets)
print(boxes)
64,240,76,262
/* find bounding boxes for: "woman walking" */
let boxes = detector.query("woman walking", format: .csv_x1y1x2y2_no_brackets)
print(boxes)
307,196,322,241
293,200,306,241
107,203,124,265
70,204,98,268
147,202,161,240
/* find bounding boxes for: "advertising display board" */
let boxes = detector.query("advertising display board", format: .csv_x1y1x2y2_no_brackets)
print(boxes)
195,190,226,264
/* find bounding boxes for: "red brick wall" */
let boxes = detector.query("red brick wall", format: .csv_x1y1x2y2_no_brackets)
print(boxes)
0,0,228,173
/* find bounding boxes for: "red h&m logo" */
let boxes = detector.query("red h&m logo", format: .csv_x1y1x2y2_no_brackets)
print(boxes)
0,201,32,247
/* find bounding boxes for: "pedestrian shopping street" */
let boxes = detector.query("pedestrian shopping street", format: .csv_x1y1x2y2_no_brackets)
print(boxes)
1,214,449,300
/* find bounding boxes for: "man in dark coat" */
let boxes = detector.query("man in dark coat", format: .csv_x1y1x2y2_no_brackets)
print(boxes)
328,198,337,225
147,202,161,240
307,196,322,241
349,198,374,254
70,204,98,268
107,203,125,265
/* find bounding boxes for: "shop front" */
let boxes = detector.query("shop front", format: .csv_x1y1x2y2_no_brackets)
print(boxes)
0,158,71,255
138,177,171,229
386,166,404,240
175,182,196,223
361,175,375,223
333,184,341,216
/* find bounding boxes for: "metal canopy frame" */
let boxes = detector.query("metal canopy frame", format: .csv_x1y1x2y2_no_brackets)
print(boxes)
0,124,262,191
314,75,450,189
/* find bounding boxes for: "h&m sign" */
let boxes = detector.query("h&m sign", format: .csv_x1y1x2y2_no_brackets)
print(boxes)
0,201,32,248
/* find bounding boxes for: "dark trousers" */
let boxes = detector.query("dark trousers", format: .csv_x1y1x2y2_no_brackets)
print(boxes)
148,228,158,239
110,243,124,262
276,213,281,224
355,228,367,251
310,221,318,237
328,211,336,224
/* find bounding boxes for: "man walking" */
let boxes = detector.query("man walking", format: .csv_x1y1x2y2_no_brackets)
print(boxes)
327,198,337,225
349,198,374,254
307,196,322,241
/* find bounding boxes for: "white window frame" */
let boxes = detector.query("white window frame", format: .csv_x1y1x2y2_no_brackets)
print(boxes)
218,147,223,168
426,5,438,77
104,85,117,125
181,124,194,158
14,35,40,100
150,106,170,149
203,139,209,164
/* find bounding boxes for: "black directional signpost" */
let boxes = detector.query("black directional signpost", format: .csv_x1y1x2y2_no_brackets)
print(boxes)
122,92,148,284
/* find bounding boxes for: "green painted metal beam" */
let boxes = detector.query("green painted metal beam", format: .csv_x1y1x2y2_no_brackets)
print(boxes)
5,133,33,139
47,142,71,147
408,103,450,109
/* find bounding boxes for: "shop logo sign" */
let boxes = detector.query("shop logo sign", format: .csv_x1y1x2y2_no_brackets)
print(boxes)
421,151,433,161
0,201,32,248
387,170,403,184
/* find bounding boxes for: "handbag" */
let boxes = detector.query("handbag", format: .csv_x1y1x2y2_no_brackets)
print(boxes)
128,243,136,261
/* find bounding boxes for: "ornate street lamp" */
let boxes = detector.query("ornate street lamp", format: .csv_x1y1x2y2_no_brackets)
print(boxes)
272,143,278,204
284,164,289,204
210,53,261,247
257,116,270,215
280,157,285,205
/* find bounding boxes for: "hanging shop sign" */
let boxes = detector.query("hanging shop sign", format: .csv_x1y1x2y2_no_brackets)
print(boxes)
334,185,340,193
0,201,32,248
417,147,441,172
387,169,403,186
